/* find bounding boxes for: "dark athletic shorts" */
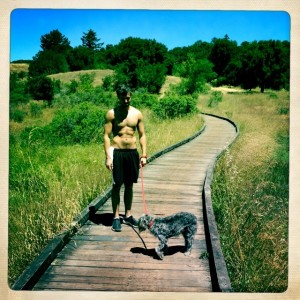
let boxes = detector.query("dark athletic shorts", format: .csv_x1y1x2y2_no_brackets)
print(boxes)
112,149,140,185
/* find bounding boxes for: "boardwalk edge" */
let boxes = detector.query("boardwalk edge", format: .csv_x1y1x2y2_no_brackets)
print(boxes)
202,112,239,292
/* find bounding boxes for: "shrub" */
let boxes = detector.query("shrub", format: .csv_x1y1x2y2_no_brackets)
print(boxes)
10,107,26,122
48,102,106,144
10,72,30,105
153,95,198,119
67,80,79,94
77,73,95,92
208,91,223,107
102,75,115,91
29,101,43,118
131,92,159,109
27,75,54,103
53,85,117,109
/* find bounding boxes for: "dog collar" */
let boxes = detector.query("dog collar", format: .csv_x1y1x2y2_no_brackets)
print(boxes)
148,219,155,229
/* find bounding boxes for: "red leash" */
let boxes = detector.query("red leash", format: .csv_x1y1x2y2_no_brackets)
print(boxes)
140,165,149,214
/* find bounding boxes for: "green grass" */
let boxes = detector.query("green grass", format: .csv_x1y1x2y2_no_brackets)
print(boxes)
198,89,289,292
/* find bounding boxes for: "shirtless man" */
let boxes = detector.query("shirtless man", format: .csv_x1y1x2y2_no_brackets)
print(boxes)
104,84,147,232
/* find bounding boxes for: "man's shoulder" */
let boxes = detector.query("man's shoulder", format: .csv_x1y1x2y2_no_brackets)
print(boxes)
106,108,115,119
130,106,142,114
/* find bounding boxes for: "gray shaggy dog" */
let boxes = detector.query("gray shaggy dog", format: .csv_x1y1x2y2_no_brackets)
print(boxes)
138,212,197,260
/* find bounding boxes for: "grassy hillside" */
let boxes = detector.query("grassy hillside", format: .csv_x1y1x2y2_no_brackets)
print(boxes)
10,63,29,73
48,69,114,86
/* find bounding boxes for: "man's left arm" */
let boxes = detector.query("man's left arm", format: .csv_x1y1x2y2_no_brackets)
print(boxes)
137,113,147,166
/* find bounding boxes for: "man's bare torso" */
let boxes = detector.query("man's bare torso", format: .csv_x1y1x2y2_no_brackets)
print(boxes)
111,106,140,149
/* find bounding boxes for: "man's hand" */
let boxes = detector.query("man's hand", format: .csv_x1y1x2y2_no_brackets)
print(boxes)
105,158,113,171
140,157,147,167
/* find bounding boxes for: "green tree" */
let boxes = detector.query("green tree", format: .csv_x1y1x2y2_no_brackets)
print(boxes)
29,29,71,76
189,40,212,60
238,41,261,90
112,37,168,92
237,40,290,92
29,50,70,76
27,75,54,102
40,29,71,53
81,29,103,50
184,55,216,94
209,35,238,77
257,40,290,92
67,46,94,71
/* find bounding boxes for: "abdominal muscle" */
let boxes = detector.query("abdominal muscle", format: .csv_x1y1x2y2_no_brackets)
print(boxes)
112,127,137,149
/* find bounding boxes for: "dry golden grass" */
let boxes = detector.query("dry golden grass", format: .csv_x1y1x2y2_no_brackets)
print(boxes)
199,91,287,170
199,89,289,292
48,69,114,86
159,75,182,98
10,63,29,73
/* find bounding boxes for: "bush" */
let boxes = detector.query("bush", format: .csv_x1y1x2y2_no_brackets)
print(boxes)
10,107,26,122
153,95,198,119
27,75,54,103
102,75,115,91
29,101,43,118
48,102,106,144
131,92,159,109
67,80,79,94
52,86,117,109
136,63,167,93
10,72,30,105
77,73,95,92
208,91,223,107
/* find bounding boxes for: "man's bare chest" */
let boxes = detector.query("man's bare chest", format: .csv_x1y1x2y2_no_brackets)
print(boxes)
113,109,138,131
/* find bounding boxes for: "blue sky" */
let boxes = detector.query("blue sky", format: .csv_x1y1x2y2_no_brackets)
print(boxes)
10,9,290,62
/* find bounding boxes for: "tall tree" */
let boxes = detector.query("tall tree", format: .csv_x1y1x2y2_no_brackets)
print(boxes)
29,29,71,76
67,46,95,71
237,40,290,92
40,29,71,53
29,50,69,76
81,29,103,50
257,40,290,92
112,37,168,92
238,41,261,90
209,35,238,77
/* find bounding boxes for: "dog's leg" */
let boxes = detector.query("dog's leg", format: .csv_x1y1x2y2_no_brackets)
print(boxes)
183,226,196,255
155,235,168,260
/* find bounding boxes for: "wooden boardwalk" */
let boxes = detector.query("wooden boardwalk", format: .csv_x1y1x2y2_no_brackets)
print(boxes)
33,114,237,292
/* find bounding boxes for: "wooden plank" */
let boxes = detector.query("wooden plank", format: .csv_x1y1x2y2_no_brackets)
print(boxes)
35,274,211,288
35,282,211,292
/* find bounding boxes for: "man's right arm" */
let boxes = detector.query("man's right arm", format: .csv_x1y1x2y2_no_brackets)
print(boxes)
104,110,113,170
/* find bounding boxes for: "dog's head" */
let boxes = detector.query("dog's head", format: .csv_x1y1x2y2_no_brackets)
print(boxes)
138,214,153,232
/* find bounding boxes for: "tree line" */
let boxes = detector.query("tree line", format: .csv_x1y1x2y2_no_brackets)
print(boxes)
12,29,290,102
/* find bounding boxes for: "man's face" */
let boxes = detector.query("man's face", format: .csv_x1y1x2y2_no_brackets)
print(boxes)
120,92,131,107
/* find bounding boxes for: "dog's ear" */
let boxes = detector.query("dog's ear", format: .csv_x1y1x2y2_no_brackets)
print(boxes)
138,214,150,232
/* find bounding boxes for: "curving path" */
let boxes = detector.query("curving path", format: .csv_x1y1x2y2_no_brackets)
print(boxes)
32,114,237,292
